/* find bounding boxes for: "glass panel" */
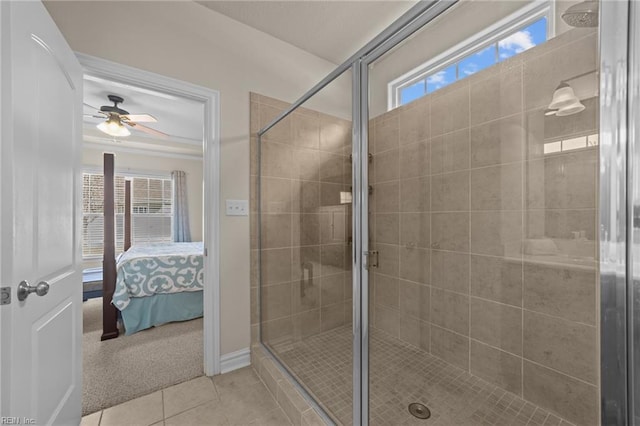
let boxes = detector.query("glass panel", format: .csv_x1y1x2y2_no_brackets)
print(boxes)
367,2,599,425
400,80,426,105
499,16,547,61
459,44,497,78
253,70,353,424
426,63,456,94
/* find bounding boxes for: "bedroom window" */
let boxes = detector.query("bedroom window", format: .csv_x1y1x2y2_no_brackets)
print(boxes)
388,1,553,109
82,172,173,258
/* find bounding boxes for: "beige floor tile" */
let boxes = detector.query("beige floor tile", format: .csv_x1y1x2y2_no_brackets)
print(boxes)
165,400,229,426
100,391,163,426
247,407,292,425
220,385,279,424
80,411,101,426
163,376,218,419
213,366,261,393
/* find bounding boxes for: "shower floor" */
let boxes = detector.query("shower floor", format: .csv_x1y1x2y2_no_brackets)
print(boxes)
271,326,573,426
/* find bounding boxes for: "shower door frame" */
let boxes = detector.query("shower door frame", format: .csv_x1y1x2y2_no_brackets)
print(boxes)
256,0,635,424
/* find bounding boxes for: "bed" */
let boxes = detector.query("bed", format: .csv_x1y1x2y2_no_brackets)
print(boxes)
100,153,204,339
113,242,204,335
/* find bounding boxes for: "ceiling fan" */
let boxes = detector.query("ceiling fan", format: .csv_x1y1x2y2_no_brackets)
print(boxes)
84,94,168,138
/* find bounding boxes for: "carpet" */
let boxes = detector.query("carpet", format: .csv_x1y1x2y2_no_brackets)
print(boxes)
82,298,204,415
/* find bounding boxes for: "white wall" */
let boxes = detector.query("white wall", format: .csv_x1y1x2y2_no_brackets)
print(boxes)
44,0,342,355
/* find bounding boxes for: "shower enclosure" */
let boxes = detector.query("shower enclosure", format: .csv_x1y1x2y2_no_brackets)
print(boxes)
253,0,637,424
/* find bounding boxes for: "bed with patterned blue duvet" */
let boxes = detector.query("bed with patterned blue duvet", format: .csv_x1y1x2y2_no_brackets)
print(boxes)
113,242,204,335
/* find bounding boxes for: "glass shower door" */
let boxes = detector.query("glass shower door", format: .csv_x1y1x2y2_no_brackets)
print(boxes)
362,1,601,424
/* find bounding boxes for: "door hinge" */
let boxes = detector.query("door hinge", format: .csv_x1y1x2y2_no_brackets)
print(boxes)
1,287,11,305
364,251,379,270
204,248,208,257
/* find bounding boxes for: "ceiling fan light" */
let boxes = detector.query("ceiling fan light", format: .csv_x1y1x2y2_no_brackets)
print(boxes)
556,99,586,116
97,117,131,137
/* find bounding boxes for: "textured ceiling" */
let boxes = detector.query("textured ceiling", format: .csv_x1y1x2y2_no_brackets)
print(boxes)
196,1,417,64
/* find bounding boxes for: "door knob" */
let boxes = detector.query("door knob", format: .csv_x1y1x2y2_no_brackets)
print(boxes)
17,280,49,302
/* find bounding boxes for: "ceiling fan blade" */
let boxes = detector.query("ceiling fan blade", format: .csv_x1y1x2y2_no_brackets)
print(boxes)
122,114,157,123
126,122,169,138
83,102,101,111
84,114,106,119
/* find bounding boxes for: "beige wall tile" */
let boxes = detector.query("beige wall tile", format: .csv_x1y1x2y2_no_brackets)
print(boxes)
523,262,596,325
320,303,345,332
320,210,348,245
431,86,470,136
431,212,469,252
399,100,430,145
376,181,400,213
431,170,470,212
261,248,292,285
292,148,320,182
320,244,345,276
292,112,320,150
470,297,522,355
399,247,430,284
400,141,430,179
470,340,522,395
374,273,400,309
400,176,430,212
262,317,292,344
400,212,430,248
431,288,469,336
527,151,597,210
470,255,522,306
375,116,399,153
376,243,400,277
523,361,598,426
375,148,400,183
470,211,522,257
399,280,430,321
526,208,596,243
261,177,292,213
293,310,321,340
470,114,524,168
261,282,292,321
291,279,319,314
523,311,597,384
470,163,522,211
431,129,470,174
262,142,294,179
400,314,430,351
320,115,351,154
431,250,469,294
292,214,320,246
320,182,343,207
320,274,345,307
291,246,319,282
431,325,469,371
375,213,400,245
320,152,346,184
291,180,319,213
261,105,292,143
261,214,292,249
470,66,522,126
375,304,399,338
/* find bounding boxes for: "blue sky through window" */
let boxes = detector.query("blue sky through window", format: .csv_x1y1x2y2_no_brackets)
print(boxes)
458,45,496,78
426,64,456,94
498,17,546,61
400,80,426,105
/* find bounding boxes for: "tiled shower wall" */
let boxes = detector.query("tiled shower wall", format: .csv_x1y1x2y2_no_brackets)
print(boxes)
250,93,353,347
368,28,599,425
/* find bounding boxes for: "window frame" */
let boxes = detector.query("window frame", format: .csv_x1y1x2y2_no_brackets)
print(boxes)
388,0,555,110
81,168,174,260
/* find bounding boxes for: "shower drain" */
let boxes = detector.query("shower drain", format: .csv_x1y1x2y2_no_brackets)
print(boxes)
408,402,431,419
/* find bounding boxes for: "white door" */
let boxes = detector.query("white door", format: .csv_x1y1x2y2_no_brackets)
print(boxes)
0,1,83,425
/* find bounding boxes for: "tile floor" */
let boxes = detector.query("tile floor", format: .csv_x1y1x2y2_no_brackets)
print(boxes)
271,326,575,426
80,367,293,426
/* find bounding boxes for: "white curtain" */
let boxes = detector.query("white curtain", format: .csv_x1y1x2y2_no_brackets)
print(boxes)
172,170,191,242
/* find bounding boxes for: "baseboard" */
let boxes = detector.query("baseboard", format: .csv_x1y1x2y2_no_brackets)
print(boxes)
220,347,251,374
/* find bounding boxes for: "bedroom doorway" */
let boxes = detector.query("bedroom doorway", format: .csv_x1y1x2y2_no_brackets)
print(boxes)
78,54,220,415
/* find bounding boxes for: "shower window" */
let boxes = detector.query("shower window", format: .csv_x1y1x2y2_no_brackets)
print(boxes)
390,1,553,109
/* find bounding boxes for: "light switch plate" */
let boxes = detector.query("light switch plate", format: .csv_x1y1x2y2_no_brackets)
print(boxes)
226,199,249,216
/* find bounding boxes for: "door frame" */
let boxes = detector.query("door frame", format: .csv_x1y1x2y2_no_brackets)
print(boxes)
77,53,221,376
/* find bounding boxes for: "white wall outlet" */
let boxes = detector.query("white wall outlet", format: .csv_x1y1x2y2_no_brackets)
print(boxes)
226,199,249,216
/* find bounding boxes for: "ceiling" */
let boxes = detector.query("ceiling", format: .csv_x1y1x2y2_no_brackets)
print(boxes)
83,76,204,157
196,1,417,64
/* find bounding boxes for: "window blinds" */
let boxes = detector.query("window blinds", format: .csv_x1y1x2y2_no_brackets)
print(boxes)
82,172,173,258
